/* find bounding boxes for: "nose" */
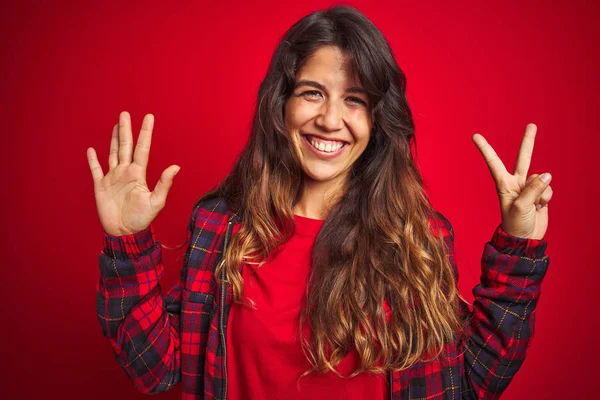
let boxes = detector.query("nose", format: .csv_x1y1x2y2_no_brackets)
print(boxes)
315,99,344,132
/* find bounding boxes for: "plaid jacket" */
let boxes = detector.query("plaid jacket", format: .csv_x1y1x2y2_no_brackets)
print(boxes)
97,196,549,400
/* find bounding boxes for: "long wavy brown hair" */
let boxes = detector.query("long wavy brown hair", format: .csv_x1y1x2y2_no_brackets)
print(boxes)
199,5,467,379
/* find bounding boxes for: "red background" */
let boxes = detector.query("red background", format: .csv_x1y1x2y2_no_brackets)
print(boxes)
2,0,598,398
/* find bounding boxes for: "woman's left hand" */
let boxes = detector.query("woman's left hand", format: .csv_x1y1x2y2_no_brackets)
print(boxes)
472,123,553,240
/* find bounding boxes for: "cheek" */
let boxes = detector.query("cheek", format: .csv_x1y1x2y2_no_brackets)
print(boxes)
350,118,372,147
284,100,297,125
284,104,305,155
286,100,316,129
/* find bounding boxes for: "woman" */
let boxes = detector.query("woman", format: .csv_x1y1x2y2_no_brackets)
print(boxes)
87,5,553,400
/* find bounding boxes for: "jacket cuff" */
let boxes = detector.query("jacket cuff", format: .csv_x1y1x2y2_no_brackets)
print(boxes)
103,224,157,260
491,224,548,259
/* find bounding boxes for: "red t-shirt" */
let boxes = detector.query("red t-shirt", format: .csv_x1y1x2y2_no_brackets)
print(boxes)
227,214,389,400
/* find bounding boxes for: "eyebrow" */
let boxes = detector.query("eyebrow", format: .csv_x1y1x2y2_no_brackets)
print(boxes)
294,80,367,95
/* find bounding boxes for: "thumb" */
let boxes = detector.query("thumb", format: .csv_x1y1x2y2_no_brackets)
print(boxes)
517,173,552,208
150,165,180,210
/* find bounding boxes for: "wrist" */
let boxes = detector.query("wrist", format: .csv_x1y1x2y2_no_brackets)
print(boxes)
103,224,157,259
492,224,547,258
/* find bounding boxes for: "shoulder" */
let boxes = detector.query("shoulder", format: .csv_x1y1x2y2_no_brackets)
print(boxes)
429,210,457,278
193,194,229,217
190,194,242,233
428,210,454,243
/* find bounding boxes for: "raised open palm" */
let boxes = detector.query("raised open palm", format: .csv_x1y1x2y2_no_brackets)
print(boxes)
472,123,553,240
87,111,180,236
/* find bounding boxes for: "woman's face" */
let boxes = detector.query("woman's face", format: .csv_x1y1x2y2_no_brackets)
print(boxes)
284,45,372,186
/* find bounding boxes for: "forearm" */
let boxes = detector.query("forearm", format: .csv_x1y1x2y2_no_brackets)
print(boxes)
96,224,182,393
461,225,550,398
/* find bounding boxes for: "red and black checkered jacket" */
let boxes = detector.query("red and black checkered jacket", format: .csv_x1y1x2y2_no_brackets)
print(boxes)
96,195,550,399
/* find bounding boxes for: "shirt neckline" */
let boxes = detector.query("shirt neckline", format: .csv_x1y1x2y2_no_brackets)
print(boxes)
293,214,324,236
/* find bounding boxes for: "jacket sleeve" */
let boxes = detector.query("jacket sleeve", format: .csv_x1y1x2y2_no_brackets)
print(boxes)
96,207,199,394
436,213,550,400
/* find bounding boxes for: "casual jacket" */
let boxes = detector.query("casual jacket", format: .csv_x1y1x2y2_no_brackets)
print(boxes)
96,196,550,400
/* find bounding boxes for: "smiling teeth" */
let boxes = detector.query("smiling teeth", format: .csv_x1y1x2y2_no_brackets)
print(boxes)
310,138,344,153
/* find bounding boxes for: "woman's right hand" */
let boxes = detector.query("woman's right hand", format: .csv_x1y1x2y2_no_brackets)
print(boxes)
87,111,180,236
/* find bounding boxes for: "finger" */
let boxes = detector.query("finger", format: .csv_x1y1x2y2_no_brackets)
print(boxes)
526,173,539,183
472,133,509,185
150,165,181,210
515,173,552,210
118,111,133,165
87,147,105,184
536,184,553,209
525,173,539,191
536,203,549,218
108,123,119,170
133,114,154,172
514,123,537,178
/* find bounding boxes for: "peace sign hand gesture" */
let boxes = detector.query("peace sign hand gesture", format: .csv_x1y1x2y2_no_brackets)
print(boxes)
86,112,181,237
472,123,553,240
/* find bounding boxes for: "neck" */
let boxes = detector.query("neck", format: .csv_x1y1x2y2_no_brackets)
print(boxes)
292,174,347,220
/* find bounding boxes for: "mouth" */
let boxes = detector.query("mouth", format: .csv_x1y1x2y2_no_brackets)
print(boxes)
301,134,349,157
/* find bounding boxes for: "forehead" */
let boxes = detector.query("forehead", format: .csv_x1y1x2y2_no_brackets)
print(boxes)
296,46,361,87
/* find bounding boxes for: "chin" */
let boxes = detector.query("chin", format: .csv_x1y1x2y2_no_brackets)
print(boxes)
302,165,345,183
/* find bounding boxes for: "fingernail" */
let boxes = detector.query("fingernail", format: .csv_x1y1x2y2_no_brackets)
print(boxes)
540,173,551,183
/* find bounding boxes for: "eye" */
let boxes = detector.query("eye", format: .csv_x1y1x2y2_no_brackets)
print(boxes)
347,97,367,106
300,90,322,99
298,90,367,107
